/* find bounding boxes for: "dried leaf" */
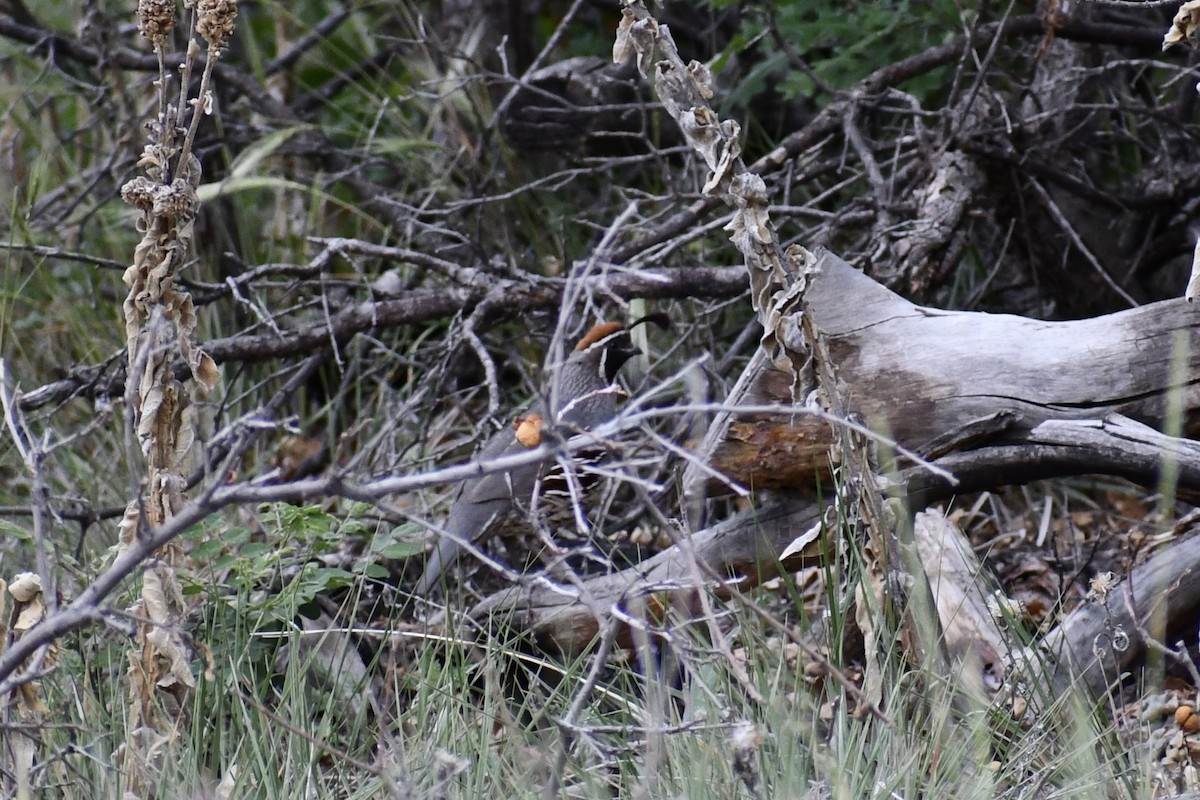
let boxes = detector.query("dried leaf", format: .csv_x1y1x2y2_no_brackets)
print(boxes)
678,108,741,195
193,352,219,391
779,520,822,560
13,594,45,634
614,11,659,76
1164,0,1200,51
142,564,196,690
687,60,714,101
118,502,141,547
8,571,41,603
612,7,636,66
6,572,54,723
147,626,197,689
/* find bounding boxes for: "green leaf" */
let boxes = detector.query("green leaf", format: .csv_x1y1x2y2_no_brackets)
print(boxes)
375,540,425,560
357,563,391,579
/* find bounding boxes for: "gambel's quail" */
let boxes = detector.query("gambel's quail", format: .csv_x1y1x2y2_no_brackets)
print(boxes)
415,317,662,595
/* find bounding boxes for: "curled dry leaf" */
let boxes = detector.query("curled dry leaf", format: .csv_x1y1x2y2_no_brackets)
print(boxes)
679,107,741,195
621,0,809,397
8,571,42,604
779,519,822,561
725,174,773,258
726,173,809,354
118,502,140,546
688,61,714,101
140,379,192,473
7,572,53,717
612,6,659,76
142,563,196,691
13,594,45,637
174,292,220,391
612,8,636,67
1164,1,1200,51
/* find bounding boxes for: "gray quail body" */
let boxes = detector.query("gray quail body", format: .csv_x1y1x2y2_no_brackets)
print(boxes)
415,320,651,596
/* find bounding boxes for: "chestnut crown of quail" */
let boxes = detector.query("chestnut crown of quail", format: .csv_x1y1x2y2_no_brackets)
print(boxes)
415,315,666,596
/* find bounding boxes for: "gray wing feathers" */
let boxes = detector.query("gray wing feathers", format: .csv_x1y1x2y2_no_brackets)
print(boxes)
464,431,530,503
415,422,539,595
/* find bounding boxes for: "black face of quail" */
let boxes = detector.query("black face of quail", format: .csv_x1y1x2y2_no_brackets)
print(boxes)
599,312,667,383
602,336,639,383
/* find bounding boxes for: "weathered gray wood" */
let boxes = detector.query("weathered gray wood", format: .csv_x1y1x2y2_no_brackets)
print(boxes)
698,250,1200,491
801,250,1200,446
913,510,1008,700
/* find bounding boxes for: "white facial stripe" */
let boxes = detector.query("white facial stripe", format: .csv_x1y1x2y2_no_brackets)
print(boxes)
581,330,628,351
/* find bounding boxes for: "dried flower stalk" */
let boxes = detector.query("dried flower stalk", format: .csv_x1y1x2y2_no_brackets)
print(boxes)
117,0,233,793
613,1,811,395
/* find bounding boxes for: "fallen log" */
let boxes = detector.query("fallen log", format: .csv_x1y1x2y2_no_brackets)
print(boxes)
691,249,1200,494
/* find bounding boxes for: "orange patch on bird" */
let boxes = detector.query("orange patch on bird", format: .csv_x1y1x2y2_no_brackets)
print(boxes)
513,413,544,447
573,321,624,351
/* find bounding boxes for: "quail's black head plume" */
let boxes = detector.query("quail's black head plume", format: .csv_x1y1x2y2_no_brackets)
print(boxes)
415,316,665,596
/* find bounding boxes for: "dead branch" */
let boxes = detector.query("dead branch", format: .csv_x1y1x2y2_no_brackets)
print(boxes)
1043,520,1200,698
465,495,822,653
16,263,748,412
